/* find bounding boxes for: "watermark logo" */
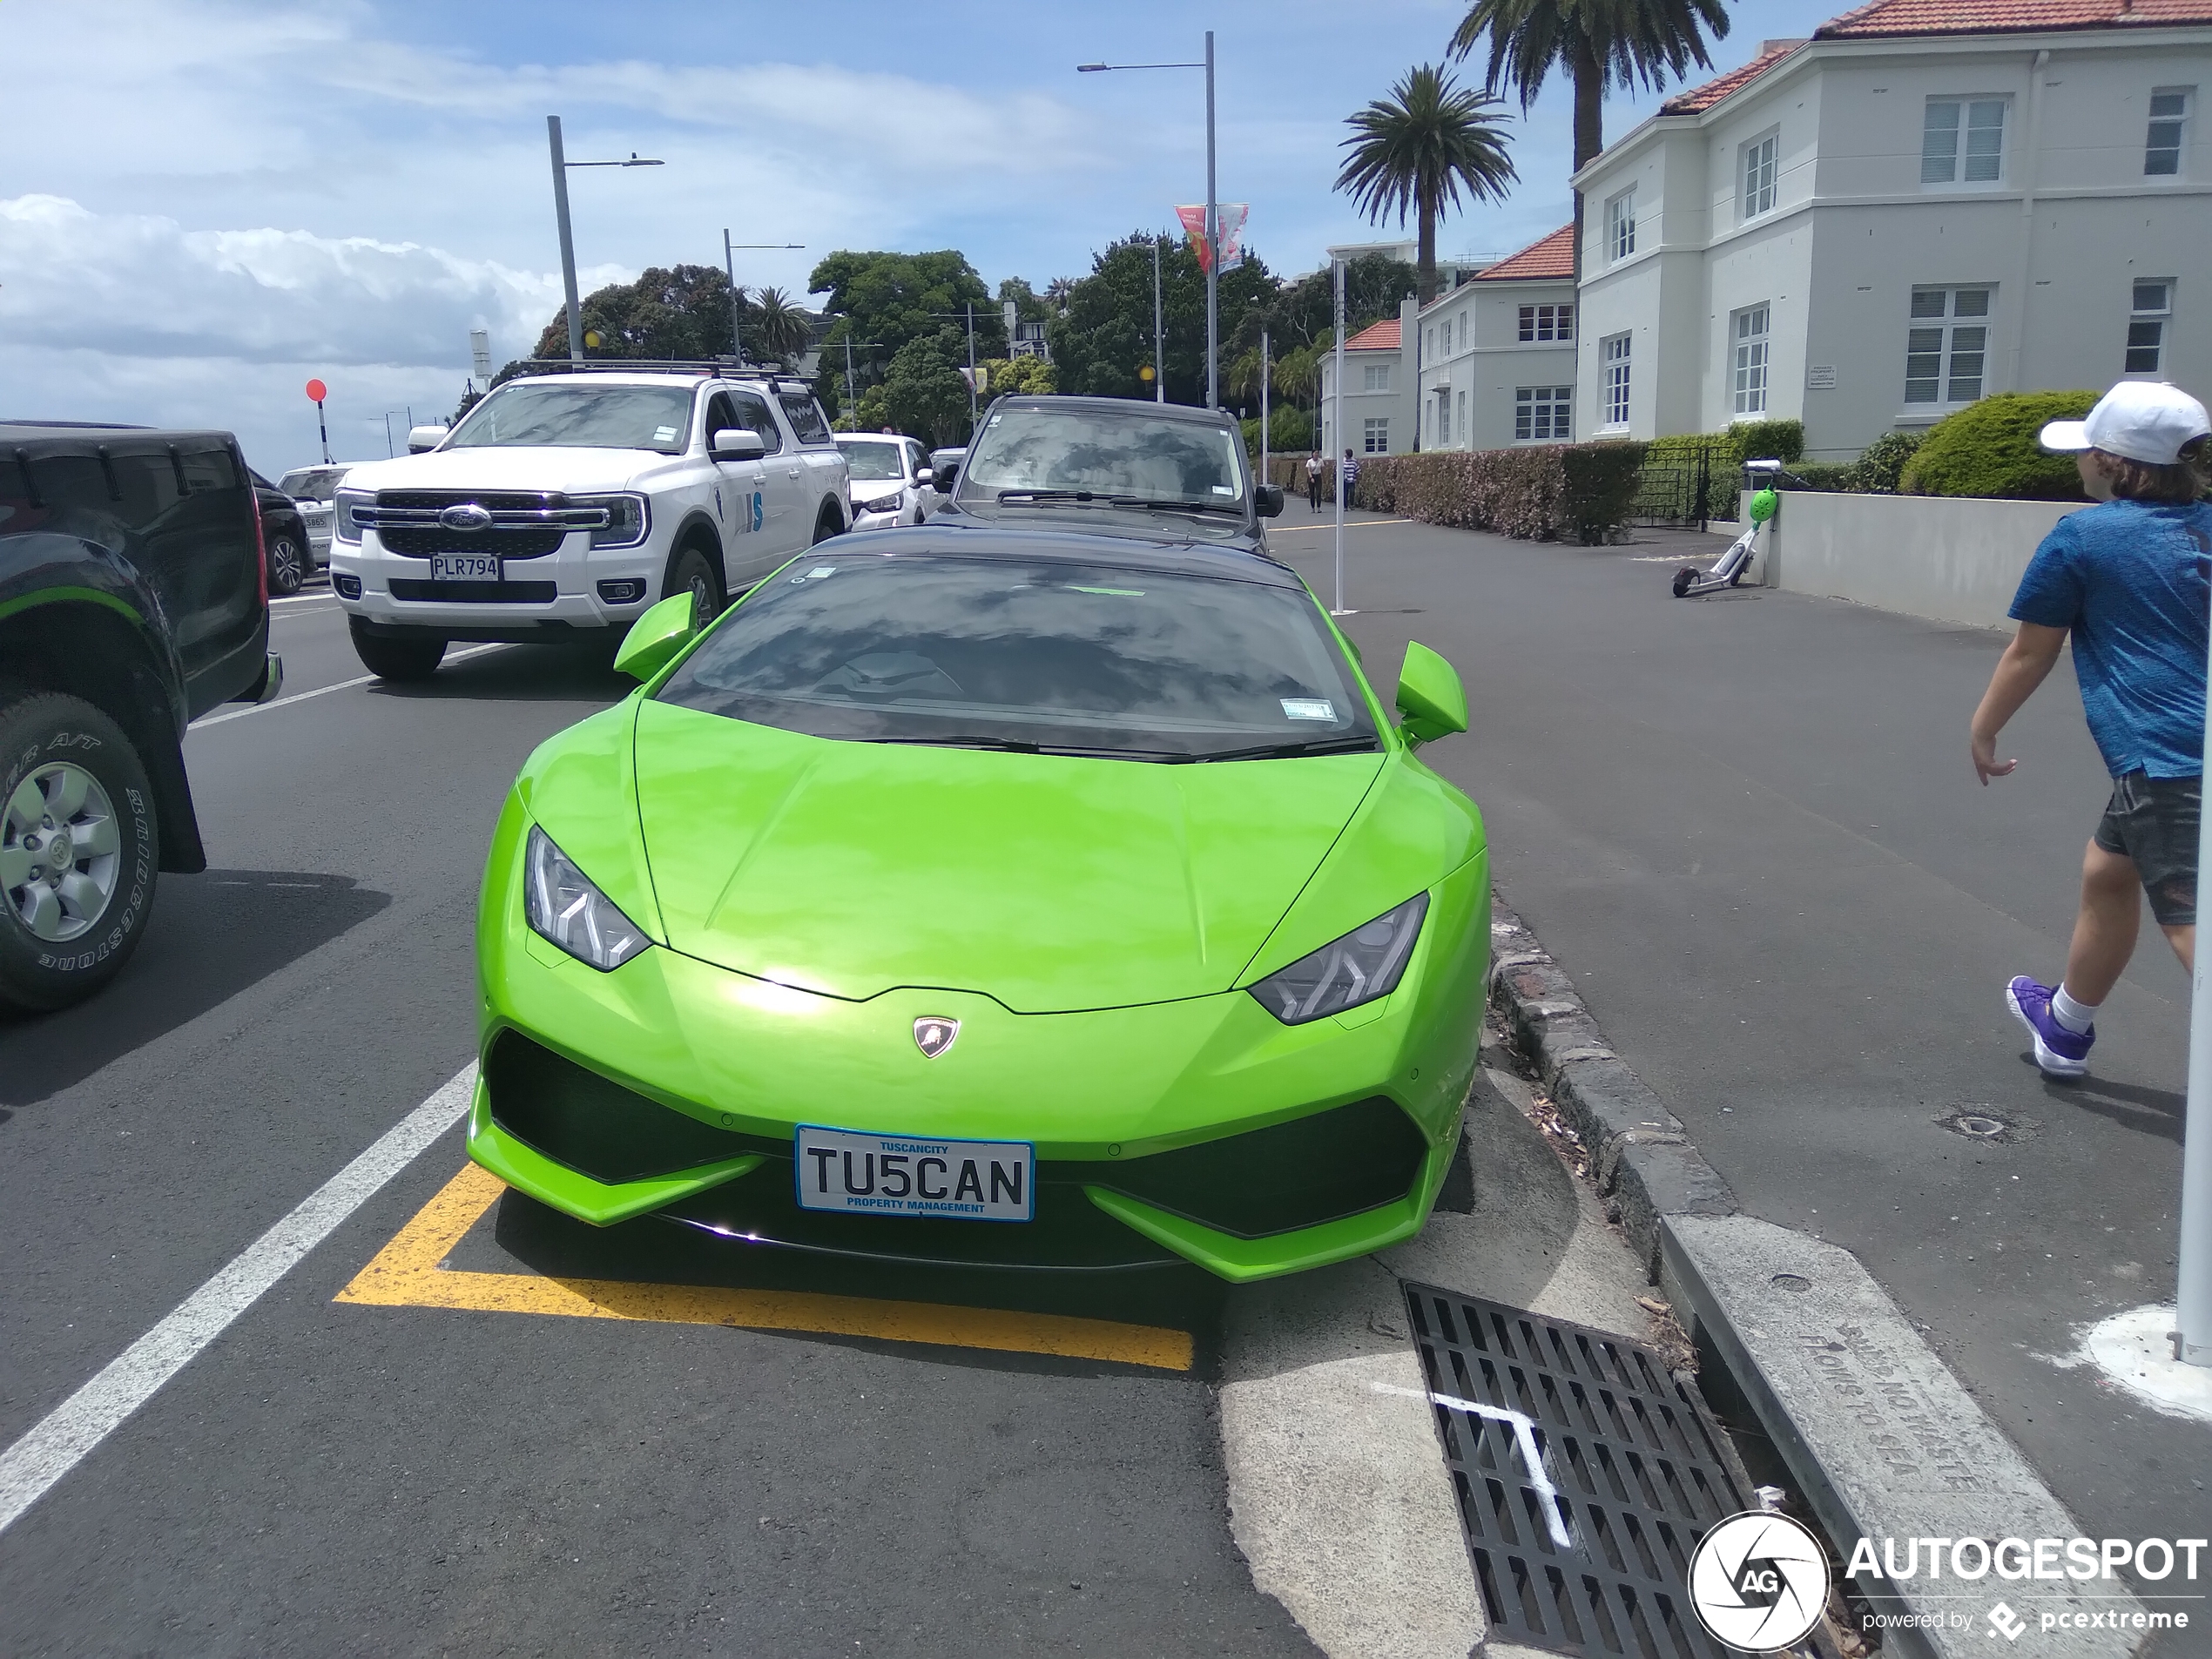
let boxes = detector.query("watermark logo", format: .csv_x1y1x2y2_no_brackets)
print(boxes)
1688,1512,1831,1652
1987,1602,2027,1642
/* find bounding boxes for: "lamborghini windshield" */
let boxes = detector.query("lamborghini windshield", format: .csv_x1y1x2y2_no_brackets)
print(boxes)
656,553,1376,760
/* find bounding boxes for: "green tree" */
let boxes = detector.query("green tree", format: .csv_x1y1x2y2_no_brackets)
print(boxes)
977,354,1055,401
529,263,741,362
807,250,1000,394
1335,64,1518,305
1046,231,1277,407
749,286,814,363
1448,0,1730,273
880,327,974,448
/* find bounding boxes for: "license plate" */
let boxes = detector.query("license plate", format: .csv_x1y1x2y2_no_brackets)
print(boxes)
429,552,502,581
794,1125,1034,1222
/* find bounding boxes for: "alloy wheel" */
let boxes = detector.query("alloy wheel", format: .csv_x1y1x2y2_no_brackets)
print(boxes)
1,761,123,942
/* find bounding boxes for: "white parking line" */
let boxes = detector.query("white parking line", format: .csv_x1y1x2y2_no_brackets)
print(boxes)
0,1067,475,1537
190,644,504,729
1369,1380,1574,1547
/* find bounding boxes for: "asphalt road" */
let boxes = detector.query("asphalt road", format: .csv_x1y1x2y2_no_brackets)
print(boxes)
1268,498,2210,1562
0,593,1318,1657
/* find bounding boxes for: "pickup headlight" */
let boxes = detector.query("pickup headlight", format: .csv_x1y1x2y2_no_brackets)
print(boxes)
1249,894,1427,1024
524,826,648,970
582,494,650,549
334,488,372,543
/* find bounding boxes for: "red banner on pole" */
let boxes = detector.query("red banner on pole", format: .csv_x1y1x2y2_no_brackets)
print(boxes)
1173,205,1248,273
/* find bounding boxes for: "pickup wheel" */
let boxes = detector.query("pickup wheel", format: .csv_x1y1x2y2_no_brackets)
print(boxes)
663,543,725,632
0,691,160,1013
266,531,307,596
348,618,447,681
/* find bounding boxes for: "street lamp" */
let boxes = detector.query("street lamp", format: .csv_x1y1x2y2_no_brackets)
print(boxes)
723,231,806,365
1077,31,1220,410
546,116,664,364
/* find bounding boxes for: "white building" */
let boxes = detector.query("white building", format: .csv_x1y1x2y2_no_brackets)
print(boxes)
1318,298,1421,456
1414,226,1579,451
1570,0,2212,457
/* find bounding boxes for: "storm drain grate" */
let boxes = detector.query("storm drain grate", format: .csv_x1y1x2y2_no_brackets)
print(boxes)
1403,1284,1747,1657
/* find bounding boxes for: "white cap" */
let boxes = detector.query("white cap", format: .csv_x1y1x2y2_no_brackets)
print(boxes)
2040,381,2210,465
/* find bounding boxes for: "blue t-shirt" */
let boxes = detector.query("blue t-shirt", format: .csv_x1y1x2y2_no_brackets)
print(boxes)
2009,498,2212,779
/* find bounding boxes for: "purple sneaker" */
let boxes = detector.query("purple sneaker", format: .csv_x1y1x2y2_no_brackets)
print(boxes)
2006,976,2094,1078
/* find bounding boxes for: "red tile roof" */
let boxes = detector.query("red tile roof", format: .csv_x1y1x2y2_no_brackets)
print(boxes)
1343,319,1400,351
1817,0,2212,36
1659,41,1804,114
1474,225,1575,281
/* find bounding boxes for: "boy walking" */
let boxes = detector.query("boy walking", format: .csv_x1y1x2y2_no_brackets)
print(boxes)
1971,381,2212,1076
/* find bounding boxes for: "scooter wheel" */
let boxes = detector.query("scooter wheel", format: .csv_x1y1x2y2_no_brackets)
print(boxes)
1671,568,1696,597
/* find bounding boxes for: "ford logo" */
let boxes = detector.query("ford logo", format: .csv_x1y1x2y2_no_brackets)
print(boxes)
438,502,494,532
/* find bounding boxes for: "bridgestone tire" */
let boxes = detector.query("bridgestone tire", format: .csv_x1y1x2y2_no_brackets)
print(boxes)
349,619,447,681
266,532,307,596
663,544,725,632
0,691,160,1013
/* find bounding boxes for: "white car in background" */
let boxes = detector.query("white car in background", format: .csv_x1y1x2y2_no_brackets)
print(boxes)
278,463,351,559
835,432,937,529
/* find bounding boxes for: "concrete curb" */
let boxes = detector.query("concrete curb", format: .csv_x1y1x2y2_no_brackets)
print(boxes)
1487,905,1737,1277
1484,899,2143,1657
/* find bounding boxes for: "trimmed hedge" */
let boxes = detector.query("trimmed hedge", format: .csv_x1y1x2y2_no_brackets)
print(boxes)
1900,390,2099,500
1351,442,1649,543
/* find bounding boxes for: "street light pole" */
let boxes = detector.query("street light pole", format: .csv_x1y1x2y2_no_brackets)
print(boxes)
1153,236,1165,404
1204,29,1217,412
1076,42,1220,408
1332,258,1348,616
548,117,583,364
544,117,664,364
1260,327,1270,484
967,302,977,428
722,232,806,365
2181,650,2212,1366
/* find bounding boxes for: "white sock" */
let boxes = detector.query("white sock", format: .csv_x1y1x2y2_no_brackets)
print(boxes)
2053,985,2099,1035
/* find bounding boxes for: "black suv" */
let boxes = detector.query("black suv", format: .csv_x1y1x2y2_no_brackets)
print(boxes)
249,469,315,595
933,395,1285,553
0,423,282,1012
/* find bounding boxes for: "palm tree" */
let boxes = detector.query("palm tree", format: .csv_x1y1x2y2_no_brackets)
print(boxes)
748,286,813,364
1448,0,1730,273
1335,65,1520,306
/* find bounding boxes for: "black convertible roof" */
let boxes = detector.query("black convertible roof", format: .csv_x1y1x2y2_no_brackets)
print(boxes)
819,523,1303,589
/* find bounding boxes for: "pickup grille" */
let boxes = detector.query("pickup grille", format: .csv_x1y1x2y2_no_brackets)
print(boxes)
361,489,605,560
388,578,559,604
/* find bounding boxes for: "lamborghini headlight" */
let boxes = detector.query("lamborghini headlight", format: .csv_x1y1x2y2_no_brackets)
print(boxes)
524,826,648,970
1249,894,1428,1024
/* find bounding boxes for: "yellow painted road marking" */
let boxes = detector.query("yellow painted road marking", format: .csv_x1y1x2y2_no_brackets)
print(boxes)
337,1163,1193,1372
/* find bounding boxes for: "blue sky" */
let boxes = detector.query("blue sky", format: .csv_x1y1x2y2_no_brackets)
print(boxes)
1,0,1838,473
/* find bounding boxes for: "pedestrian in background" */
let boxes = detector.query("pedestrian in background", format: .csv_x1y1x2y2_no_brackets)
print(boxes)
1969,381,2212,1077
1340,447,1360,509
1305,452,1323,510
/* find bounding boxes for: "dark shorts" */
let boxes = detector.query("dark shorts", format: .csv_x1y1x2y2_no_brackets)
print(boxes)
2094,771,2202,927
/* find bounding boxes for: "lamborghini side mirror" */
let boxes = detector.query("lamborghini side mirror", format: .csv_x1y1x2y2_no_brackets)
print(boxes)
613,592,697,682
1394,642,1467,748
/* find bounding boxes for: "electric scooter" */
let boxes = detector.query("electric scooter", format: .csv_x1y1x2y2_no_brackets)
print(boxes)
1670,459,1793,598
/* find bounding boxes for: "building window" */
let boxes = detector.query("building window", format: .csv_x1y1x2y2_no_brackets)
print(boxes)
1732,304,1771,415
1608,190,1637,261
1743,132,1779,219
2128,280,2172,374
2147,88,2191,176
1905,287,1993,404
1435,391,1451,447
1518,303,1575,342
1456,389,1467,442
1362,417,1390,454
1363,363,1391,393
1602,334,1632,427
1922,98,2006,185
1514,386,1573,442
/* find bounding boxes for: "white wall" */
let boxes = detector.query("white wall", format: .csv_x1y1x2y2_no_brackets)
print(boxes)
1417,276,1579,450
1761,489,2082,628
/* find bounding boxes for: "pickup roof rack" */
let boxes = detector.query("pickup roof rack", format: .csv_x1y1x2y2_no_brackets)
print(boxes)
497,358,813,395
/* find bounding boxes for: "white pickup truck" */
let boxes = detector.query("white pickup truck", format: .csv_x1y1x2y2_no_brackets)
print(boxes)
328,367,849,679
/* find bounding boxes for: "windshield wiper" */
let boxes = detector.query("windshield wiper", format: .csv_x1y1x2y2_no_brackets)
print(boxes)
860,734,1042,752
1103,496,1246,517
992,489,1108,504
1184,735,1383,764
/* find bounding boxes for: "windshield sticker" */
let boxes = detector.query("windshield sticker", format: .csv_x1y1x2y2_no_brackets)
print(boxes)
1211,484,1238,496
1069,585,1144,597
654,425,678,442
805,565,836,579
1281,698,1336,721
